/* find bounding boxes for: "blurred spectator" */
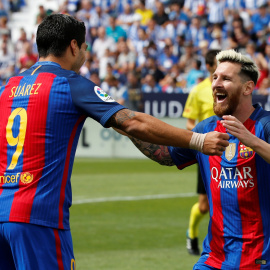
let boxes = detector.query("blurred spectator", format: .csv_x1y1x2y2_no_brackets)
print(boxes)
0,16,9,36
169,0,190,24
101,74,128,105
257,77,270,95
209,25,229,50
129,27,149,56
19,41,38,71
76,0,94,29
0,39,15,84
178,42,199,74
152,1,169,26
112,0,134,16
66,0,80,15
134,0,154,27
127,13,142,47
92,26,116,59
250,3,270,44
141,56,165,83
126,71,143,111
15,28,29,65
207,0,226,26
185,58,204,92
106,15,127,42
228,20,250,52
92,0,116,15
58,0,69,14
89,5,110,29
136,45,151,72
157,41,178,73
0,30,13,53
116,4,134,32
114,40,136,73
183,0,207,19
145,18,160,44
185,16,210,52
244,0,267,16
160,74,183,93
264,41,270,70
166,11,187,44
141,73,162,93
245,41,268,88
10,0,25,12
90,70,101,85
80,58,92,80
0,1,8,17
36,5,48,24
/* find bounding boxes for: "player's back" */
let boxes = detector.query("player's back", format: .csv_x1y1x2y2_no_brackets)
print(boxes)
0,61,86,229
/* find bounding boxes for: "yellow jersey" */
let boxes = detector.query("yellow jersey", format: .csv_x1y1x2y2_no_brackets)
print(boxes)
182,78,215,123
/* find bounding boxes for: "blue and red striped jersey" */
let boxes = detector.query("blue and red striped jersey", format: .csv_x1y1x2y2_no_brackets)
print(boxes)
0,61,125,229
169,104,270,269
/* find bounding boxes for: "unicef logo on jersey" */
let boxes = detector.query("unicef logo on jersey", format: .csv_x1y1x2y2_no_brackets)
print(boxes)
94,86,115,102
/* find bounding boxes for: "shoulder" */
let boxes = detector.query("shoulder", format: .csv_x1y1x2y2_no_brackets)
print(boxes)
68,74,96,93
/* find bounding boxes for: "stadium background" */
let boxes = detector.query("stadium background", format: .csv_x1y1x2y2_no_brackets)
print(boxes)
3,0,270,268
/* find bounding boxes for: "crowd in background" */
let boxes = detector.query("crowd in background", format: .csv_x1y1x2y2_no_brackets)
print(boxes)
1,0,270,111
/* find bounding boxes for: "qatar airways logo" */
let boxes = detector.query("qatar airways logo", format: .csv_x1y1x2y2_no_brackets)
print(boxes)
211,166,254,188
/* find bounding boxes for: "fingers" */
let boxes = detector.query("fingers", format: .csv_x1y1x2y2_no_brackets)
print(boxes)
218,132,230,140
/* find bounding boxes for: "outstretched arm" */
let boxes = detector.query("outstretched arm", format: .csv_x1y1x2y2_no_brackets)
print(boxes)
129,137,175,166
222,115,270,163
108,109,229,156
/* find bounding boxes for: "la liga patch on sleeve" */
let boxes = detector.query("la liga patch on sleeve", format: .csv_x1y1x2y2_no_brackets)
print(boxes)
94,86,115,102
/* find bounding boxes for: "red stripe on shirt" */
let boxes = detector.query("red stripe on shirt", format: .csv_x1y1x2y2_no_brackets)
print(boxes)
54,229,65,270
205,122,226,268
0,77,23,195
58,115,85,229
9,73,56,222
237,119,263,269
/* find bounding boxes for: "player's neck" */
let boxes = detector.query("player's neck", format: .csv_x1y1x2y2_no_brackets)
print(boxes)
233,104,255,123
39,56,72,71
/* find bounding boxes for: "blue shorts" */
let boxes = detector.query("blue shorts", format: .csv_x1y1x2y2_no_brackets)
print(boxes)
0,222,75,270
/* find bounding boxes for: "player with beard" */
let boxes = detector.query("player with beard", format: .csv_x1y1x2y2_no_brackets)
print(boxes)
118,49,270,269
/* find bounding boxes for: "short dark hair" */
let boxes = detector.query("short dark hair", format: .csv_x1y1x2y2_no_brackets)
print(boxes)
36,14,86,58
205,50,220,67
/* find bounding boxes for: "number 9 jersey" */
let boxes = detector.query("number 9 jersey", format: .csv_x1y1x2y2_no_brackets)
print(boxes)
0,61,125,229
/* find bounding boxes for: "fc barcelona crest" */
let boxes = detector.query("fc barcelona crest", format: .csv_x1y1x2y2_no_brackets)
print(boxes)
239,144,253,159
225,143,236,161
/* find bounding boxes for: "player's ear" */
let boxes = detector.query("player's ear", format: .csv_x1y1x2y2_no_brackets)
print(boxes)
243,81,254,96
70,39,78,56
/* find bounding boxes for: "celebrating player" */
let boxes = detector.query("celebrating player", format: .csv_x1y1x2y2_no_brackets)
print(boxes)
0,14,228,269
124,49,270,269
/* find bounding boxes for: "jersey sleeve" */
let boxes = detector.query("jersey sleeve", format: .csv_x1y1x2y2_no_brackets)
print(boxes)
69,75,126,127
182,86,199,120
168,146,197,170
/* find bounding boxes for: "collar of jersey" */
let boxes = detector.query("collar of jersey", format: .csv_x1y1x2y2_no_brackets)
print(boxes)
34,61,61,68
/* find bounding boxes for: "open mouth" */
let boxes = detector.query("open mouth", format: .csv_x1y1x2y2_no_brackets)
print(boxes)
215,92,227,103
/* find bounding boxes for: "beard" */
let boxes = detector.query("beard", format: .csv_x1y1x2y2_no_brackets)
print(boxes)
213,89,241,117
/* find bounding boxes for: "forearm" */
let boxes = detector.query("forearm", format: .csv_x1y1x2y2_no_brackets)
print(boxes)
129,137,174,166
109,109,193,148
110,109,229,157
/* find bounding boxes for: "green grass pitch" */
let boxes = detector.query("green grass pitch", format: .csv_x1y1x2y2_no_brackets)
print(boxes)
70,158,208,270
